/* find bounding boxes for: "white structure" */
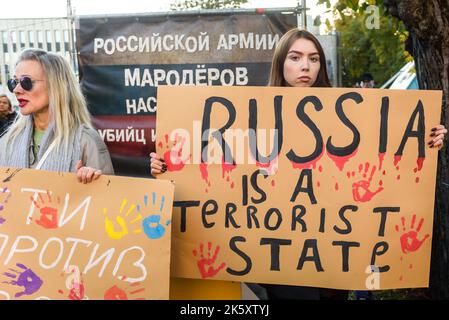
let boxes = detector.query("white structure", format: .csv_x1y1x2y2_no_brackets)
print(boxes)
381,61,418,90
0,17,76,93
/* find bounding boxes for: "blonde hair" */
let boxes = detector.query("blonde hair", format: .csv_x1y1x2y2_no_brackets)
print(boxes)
5,49,91,150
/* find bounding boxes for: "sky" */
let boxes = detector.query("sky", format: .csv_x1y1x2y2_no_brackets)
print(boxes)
0,0,333,20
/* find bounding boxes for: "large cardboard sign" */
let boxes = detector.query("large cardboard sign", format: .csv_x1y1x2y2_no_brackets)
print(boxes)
156,86,441,290
0,168,174,300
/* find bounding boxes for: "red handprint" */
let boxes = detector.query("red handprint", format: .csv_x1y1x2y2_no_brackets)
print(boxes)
396,215,430,254
58,265,86,300
104,282,145,300
30,190,60,229
193,242,226,279
158,133,190,172
351,162,384,202
68,281,85,300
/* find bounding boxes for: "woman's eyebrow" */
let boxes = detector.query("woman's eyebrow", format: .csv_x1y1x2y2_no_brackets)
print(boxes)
287,50,319,55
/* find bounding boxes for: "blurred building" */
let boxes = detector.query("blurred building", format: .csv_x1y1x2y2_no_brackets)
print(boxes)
0,17,76,100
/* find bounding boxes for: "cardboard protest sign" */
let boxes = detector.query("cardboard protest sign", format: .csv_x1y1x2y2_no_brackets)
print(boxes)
0,168,174,300
156,86,442,290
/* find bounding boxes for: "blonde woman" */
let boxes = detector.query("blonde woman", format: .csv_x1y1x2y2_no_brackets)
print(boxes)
0,49,113,182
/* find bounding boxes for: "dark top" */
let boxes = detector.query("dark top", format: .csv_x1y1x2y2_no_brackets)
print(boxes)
0,111,17,137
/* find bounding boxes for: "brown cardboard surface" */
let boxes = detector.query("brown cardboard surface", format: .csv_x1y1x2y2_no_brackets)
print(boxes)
156,86,442,290
0,168,174,300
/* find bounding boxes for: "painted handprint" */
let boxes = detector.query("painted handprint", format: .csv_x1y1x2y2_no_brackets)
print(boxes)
0,187,12,225
158,133,190,172
103,199,142,240
30,190,60,229
104,282,146,300
140,193,171,240
350,162,384,202
0,187,11,211
396,214,430,254
193,242,226,279
2,263,43,298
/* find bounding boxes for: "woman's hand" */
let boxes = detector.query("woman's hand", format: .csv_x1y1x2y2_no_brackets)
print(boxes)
150,152,167,175
429,124,447,149
75,160,102,184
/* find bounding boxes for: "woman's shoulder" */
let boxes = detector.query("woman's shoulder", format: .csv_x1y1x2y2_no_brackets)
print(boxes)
78,124,114,174
79,125,108,150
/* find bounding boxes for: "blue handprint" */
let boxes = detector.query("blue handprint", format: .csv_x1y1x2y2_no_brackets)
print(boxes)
2,263,43,298
139,193,171,240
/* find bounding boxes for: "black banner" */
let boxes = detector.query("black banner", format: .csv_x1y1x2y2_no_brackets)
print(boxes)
76,11,296,176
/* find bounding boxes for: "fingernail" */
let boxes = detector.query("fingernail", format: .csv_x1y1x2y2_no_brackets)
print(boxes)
431,127,437,131
430,133,435,137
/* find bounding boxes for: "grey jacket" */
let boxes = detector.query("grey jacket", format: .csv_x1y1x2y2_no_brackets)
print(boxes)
29,126,115,174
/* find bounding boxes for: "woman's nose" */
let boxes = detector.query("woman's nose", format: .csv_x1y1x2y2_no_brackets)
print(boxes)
13,82,23,94
300,58,310,71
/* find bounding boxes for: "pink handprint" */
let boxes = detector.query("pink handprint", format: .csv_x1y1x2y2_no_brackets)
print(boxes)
396,214,430,254
2,263,43,298
193,242,226,279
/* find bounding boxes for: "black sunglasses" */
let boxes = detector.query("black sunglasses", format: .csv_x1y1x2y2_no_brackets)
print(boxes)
7,76,43,93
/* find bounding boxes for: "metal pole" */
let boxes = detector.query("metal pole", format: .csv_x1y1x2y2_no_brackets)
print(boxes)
296,0,301,29
296,0,307,30
67,0,78,74
302,0,307,30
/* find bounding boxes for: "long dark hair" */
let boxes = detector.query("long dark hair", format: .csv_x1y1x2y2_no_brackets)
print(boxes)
268,28,331,88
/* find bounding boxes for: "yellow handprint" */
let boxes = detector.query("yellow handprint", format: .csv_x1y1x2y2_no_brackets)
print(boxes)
103,199,142,240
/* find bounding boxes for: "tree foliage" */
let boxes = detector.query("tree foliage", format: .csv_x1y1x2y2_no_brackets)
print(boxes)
170,0,248,10
318,0,409,87
320,0,449,300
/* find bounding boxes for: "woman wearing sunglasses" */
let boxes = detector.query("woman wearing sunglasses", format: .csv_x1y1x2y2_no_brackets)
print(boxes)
0,49,113,183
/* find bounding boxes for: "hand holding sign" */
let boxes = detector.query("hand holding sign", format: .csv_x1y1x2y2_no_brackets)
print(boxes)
429,125,447,149
75,160,102,184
